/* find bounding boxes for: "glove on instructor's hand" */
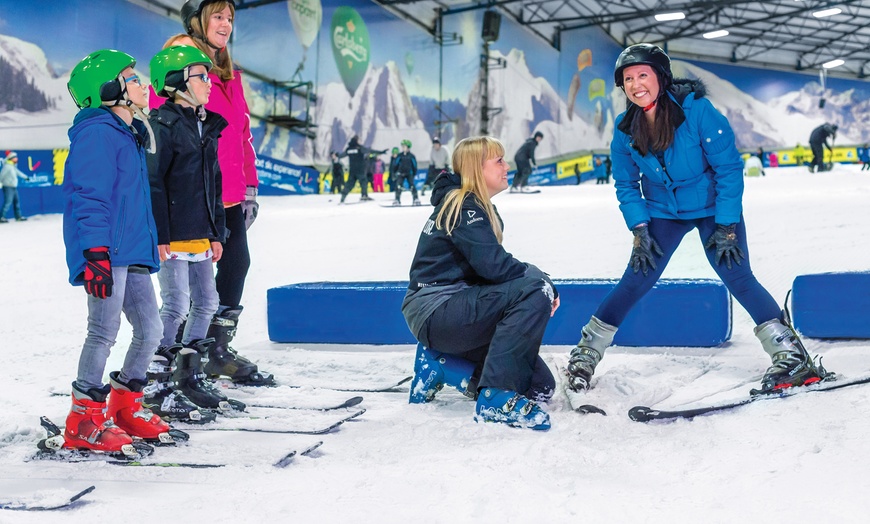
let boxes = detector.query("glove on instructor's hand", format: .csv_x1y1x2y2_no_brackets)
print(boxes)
630,224,664,276
83,247,113,299
242,186,259,230
705,223,745,270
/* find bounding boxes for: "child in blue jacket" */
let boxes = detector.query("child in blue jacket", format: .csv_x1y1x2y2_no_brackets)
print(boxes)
565,44,829,395
62,49,171,455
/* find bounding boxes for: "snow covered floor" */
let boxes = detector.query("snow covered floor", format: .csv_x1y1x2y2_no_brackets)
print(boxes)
1,165,870,522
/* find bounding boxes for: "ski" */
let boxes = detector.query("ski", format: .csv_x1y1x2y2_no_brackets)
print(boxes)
247,396,364,411
273,441,324,468
0,485,95,511
379,204,425,208
184,408,366,435
628,374,870,422
557,366,607,415
221,376,412,394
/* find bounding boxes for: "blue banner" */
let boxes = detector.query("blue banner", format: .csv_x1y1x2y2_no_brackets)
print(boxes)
255,154,320,195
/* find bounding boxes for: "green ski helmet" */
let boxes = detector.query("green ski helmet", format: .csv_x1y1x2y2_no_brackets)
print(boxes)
150,45,213,97
67,49,136,109
401,139,412,149
391,147,399,155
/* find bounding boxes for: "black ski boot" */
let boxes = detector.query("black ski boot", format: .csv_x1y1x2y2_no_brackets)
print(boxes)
751,318,831,395
205,307,275,386
143,345,216,424
173,338,245,412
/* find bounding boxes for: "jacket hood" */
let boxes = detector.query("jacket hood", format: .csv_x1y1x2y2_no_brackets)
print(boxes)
430,170,461,207
69,106,150,149
668,77,707,104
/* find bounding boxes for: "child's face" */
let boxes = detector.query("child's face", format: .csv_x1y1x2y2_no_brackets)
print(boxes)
188,64,212,105
206,6,234,50
121,66,149,109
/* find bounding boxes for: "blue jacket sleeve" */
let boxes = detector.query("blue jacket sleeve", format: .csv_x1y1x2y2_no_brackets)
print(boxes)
68,125,118,251
695,99,744,224
611,118,650,230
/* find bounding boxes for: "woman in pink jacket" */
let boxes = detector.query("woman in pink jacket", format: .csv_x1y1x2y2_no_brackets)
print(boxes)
151,0,273,386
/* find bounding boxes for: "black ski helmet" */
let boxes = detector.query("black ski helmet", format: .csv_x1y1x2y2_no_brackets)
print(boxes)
614,43,672,88
181,0,236,35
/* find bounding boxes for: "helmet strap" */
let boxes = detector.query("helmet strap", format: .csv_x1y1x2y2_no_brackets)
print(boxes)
130,105,157,154
642,100,657,112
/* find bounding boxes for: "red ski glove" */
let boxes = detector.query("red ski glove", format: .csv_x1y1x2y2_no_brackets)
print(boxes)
83,247,113,299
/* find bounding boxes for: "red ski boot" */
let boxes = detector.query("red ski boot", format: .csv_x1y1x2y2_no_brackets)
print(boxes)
64,383,135,455
106,371,175,445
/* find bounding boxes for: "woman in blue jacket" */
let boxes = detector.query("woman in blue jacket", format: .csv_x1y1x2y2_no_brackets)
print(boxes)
565,44,829,395
402,136,559,430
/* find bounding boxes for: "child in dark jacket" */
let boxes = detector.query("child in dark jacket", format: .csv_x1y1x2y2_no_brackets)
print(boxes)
62,49,171,455
402,136,559,430
147,45,234,415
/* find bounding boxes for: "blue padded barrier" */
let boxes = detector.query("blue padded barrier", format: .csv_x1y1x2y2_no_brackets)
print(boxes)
268,279,732,347
792,272,870,339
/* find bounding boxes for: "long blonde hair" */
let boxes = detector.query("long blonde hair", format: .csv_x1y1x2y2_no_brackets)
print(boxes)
435,136,505,243
179,0,236,81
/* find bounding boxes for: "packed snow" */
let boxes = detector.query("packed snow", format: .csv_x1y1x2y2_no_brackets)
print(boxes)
1,165,869,522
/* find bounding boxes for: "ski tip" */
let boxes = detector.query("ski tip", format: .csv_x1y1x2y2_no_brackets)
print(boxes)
71,486,96,503
628,406,656,422
396,376,413,387
575,404,607,416
346,396,364,408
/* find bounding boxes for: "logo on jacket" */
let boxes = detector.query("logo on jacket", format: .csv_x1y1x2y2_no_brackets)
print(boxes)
465,209,483,226
467,210,476,218
423,219,435,235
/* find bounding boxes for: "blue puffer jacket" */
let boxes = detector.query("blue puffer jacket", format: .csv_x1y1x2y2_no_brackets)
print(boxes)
63,107,160,285
611,79,744,230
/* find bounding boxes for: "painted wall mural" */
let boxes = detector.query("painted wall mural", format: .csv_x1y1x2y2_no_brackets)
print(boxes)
1,0,869,173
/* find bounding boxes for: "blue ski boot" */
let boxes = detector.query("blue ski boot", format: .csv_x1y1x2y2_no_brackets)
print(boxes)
475,388,550,430
409,343,477,404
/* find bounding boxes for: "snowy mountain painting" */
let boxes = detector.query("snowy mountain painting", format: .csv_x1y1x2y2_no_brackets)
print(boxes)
4,30,870,163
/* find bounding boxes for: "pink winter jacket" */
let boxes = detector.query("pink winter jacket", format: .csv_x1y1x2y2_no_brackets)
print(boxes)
149,70,258,205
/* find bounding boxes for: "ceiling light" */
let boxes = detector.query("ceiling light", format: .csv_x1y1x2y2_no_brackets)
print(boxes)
703,30,730,39
813,8,842,18
822,59,845,69
654,12,685,22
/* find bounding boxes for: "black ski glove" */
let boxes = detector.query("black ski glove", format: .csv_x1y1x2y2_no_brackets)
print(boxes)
630,224,664,276
705,223,745,269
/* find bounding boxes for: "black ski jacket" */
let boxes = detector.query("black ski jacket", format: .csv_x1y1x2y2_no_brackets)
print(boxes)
809,124,837,148
341,138,385,176
407,171,527,291
514,137,539,165
148,101,228,245
394,151,417,175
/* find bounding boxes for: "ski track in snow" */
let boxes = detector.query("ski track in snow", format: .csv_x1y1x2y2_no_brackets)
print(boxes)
1,166,870,522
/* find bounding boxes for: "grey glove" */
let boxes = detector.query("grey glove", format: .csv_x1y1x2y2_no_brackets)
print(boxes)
704,223,745,269
630,224,664,276
242,186,259,230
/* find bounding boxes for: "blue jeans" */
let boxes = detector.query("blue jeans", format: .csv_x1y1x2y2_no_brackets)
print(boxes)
158,257,219,347
596,215,782,327
76,266,162,390
1,186,22,219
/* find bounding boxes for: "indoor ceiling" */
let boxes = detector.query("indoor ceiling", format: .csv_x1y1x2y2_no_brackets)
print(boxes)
131,0,870,79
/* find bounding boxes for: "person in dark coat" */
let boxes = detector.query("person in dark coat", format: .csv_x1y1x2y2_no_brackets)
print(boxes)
330,151,344,194
565,43,829,396
402,136,559,430
808,123,838,173
510,131,543,192
339,135,385,204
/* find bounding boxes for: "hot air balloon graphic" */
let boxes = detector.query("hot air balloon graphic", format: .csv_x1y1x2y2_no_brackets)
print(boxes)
588,78,605,101
567,49,593,120
405,51,414,76
330,6,371,98
288,0,322,80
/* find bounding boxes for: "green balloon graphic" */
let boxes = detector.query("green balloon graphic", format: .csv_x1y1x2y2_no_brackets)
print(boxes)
405,52,414,75
331,6,370,97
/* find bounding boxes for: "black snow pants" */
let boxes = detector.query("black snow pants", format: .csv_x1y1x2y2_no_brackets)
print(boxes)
417,274,555,400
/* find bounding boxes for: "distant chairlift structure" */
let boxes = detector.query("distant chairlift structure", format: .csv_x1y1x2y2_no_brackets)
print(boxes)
245,68,317,139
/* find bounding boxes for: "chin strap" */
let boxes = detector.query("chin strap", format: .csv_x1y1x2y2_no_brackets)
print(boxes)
642,100,657,112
